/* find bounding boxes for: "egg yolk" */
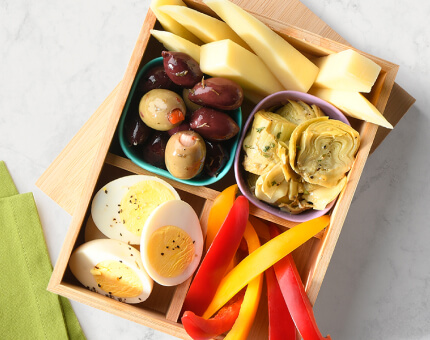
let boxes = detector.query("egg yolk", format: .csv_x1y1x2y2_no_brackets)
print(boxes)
90,260,143,298
120,181,177,236
146,225,195,278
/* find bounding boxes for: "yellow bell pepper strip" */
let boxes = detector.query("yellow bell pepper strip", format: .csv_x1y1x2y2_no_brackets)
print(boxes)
265,266,296,340
202,215,330,319
205,184,238,251
224,221,263,340
270,224,331,340
181,291,245,340
182,195,249,316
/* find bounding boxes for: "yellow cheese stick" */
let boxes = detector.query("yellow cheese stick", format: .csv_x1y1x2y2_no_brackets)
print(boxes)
200,39,284,98
158,5,251,51
313,49,382,93
203,0,319,92
309,87,393,129
150,29,200,63
150,0,202,45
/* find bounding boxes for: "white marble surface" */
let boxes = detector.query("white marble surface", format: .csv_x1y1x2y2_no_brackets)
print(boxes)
1,0,429,339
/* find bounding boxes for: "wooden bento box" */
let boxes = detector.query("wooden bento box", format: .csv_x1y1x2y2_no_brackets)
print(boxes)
46,1,398,338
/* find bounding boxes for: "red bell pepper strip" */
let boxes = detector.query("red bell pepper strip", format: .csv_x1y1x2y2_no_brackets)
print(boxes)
265,266,296,340
182,195,249,316
181,291,245,340
269,224,331,340
202,215,330,319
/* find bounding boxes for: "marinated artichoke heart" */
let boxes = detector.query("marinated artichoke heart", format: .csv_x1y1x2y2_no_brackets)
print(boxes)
302,177,347,210
242,101,360,215
255,163,290,204
278,196,313,214
276,100,326,125
254,153,347,213
289,117,360,188
255,146,310,215
242,110,296,175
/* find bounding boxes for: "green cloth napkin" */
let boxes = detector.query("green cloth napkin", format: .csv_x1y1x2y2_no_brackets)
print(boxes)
0,161,86,340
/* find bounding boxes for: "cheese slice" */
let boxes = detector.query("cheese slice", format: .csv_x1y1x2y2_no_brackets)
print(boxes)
150,0,202,45
150,29,200,63
313,49,382,93
158,5,251,51
309,87,393,129
200,39,284,98
203,0,319,92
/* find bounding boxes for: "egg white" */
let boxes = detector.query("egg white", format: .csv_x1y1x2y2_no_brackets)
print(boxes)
69,239,153,304
91,175,180,245
140,200,203,286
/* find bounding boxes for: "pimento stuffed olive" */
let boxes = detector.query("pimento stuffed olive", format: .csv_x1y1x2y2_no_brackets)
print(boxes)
165,131,206,179
139,89,186,131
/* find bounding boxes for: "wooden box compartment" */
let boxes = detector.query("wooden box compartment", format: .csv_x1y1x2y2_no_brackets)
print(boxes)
48,1,399,339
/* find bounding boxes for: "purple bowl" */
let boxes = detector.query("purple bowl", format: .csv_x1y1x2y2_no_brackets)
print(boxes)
234,91,351,223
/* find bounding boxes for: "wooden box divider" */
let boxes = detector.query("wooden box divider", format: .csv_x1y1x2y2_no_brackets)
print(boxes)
46,1,401,338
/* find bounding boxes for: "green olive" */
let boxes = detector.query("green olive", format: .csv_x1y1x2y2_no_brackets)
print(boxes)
182,88,202,113
139,89,186,131
165,131,206,179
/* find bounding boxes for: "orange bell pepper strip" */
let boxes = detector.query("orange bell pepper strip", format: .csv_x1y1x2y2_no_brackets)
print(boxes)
202,215,330,319
182,195,248,316
265,265,296,340
270,224,331,340
205,184,238,251
224,221,263,340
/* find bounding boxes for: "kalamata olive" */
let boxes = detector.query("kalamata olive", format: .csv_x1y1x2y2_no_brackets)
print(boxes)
136,65,177,94
165,131,206,179
190,107,239,141
182,88,202,113
124,112,151,146
139,89,186,131
204,141,229,177
162,51,203,88
142,131,169,169
188,78,244,110
168,121,191,136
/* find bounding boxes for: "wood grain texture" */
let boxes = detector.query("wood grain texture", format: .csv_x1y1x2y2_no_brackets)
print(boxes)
107,153,324,237
233,0,344,42
49,282,194,339
41,1,415,338
371,82,416,153
36,0,413,216
305,121,379,304
36,0,409,214
35,83,121,215
48,0,396,288
105,153,220,202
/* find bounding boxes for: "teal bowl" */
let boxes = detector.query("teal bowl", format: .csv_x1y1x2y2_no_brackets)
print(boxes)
118,57,242,186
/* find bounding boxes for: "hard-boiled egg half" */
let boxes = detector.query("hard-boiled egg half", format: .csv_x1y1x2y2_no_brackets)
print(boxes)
69,239,153,304
140,200,203,286
91,175,180,245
